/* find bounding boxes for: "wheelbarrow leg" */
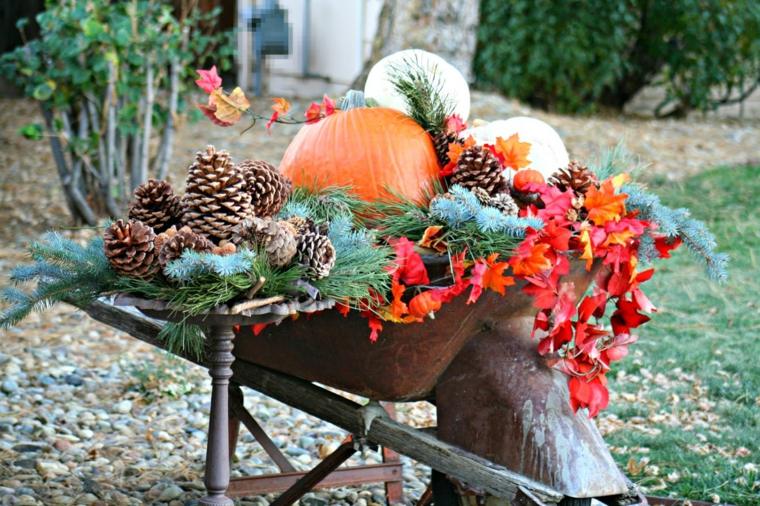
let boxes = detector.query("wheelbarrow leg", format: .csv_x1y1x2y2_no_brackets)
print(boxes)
200,325,236,506
228,384,242,462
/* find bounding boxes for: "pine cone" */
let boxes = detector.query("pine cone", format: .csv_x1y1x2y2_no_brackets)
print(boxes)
296,231,336,280
128,179,181,233
549,161,598,195
433,131,462,166
232,217,297,267
238,159,292,217
104,219,159,279
158,226,214,268
472,187,519,216
181,146,252,243
450,146,505,196
285,216,311,234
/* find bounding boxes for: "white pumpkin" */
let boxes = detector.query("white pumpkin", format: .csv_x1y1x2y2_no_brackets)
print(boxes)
364,49,471,122
462,117,569,180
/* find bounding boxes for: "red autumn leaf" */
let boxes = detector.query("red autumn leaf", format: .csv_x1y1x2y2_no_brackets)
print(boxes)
434,251,470,303
569,375,609,417
322,95,336,116
536,185,574,222
540,219,572,251
654,236,682,258
523,272,559,309
611,297,651,334
551,282,577,328
578,292,607,322
363,312,383,343
467,260,488,304
602,333,638,363
304,102,322,123
336,302,350,317
584,179,627,225
266,111,280,131
632,288,656,313
195,66,222,93
389,237,429,286
538,320,573,354
445,114,466,133
252,323,268,336
531,309,550,337
494,134,531,170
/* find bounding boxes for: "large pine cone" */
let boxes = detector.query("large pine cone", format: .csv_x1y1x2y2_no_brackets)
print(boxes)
472,187,519,216
238,159,292,217
433,131,462,166
450,146,505,196
296,231,336,280
548,161,598,196
128,179,181,233
158,226,214,268
104,219,159,279
232,217,297,267
181,146,252,243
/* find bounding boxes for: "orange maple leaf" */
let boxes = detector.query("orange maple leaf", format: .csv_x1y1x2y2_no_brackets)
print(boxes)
210,87,250,125
494,134,531,170
510,241,553,276
388,279,409,320
584,179,627,225
271,97,291,114
447,135,476,165
418,225,448,253
481,253,515,295
579,227,594,270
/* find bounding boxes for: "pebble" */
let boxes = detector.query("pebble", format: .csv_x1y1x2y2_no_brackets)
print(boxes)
158,484,184,501
35,460,69,477
114,400,133,414
1,379,18,394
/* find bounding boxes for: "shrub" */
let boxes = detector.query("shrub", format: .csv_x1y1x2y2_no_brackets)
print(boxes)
1,0,234,224
475,0,760,115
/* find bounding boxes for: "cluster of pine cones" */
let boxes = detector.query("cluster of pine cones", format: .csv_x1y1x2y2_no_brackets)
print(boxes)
432,130,598,220
103,145,335,282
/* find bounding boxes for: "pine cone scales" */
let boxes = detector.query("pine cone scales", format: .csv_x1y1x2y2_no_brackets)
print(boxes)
433,131,462,166
450,146,504,196
128,179,181,232
472,187,519,216
238,159,292,217
549,161,598,195
158,226,214,267
296,232,336,280
182,146,252,242
232,217,297,267
104,219,159,279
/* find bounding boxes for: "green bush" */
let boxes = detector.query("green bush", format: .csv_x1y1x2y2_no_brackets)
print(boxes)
1,0,234,224
475,0,760,115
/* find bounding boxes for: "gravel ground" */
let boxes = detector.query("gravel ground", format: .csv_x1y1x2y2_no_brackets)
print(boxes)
0,91,758,505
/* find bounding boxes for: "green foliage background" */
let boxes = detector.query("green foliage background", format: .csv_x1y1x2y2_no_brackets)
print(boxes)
475,0,760,115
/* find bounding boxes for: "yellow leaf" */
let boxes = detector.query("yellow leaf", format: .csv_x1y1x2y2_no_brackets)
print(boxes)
210,87,250,125
611,173,631,189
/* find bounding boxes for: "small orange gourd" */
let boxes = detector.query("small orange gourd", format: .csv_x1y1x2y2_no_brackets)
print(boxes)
512,169,545,192
279,108,439,204
408,290,442,319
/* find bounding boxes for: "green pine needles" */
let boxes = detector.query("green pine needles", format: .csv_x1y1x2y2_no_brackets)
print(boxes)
1,233,116,329
388,56,456,134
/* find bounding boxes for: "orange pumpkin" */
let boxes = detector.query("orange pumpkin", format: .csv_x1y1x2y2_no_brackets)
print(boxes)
279,108,439,204
408,290,442,319
512,169,545,192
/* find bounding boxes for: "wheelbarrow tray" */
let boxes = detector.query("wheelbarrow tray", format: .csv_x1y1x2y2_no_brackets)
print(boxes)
233,258,597,401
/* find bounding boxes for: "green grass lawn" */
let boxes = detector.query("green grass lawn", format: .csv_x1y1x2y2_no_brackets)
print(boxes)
600,165,760,505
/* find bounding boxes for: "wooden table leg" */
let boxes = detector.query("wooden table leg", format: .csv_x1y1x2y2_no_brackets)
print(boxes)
200,325,235,506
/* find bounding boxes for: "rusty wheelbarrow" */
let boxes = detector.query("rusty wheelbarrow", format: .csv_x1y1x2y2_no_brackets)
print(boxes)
83,256,640,506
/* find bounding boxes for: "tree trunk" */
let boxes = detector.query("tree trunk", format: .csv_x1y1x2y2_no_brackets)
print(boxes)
351,0,480,90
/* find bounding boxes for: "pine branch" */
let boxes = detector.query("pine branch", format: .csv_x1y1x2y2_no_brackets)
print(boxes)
623,182,728,281
387,56,456,134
